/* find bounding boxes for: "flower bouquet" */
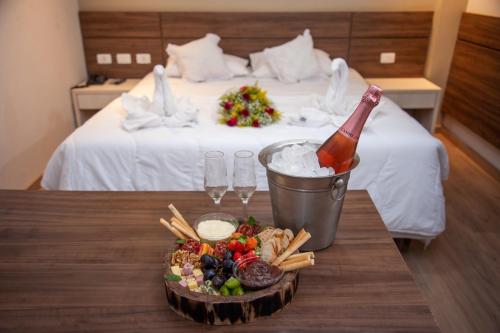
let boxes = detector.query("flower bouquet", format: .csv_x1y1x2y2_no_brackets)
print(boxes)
218,84,280,127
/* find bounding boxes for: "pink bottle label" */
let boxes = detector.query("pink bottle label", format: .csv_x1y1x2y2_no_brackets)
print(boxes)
339,85,382,140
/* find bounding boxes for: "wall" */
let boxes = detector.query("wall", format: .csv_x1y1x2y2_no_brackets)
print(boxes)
78,0,435,12
466,0,500,16
0,0,86,189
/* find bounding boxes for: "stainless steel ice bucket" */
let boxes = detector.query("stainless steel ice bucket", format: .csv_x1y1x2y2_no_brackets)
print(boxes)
259,139,359,251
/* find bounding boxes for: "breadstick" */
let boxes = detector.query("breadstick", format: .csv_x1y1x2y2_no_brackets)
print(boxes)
279,256,312,268
172,216,196,236
160,218,186,239
281,253,313,265
280,258,315,272
272,231,311,266
287,251,315,260
287,228,306,249
168,204,190,229
171,219,200,241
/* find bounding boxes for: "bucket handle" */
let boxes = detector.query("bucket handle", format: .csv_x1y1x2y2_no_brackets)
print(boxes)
330,178,346,201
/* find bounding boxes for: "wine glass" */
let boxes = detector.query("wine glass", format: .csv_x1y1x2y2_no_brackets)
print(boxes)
233,150,257,218
204,151,228,209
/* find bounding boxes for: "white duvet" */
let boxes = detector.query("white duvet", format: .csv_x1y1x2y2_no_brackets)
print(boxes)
42,70,449,240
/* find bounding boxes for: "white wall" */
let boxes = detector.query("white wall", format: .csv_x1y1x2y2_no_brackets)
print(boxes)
0,0,86,189
466,0,500,17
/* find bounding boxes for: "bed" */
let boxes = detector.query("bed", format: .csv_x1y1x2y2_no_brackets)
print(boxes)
42,68,448,242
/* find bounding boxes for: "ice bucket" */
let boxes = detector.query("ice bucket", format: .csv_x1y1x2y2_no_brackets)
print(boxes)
259,139,359,251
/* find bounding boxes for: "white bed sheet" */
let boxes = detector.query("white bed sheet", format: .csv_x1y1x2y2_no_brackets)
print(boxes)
42,70,449,239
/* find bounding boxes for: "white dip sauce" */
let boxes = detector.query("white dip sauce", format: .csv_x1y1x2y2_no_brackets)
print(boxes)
196,220,236,241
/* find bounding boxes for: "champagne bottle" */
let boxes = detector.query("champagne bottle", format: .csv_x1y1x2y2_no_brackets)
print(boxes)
317,85,382,173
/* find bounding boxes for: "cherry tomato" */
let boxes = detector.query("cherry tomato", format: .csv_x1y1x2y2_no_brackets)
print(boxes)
245,237,258,251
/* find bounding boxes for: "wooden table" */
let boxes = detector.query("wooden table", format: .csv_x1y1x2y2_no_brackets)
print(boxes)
0,191,440,332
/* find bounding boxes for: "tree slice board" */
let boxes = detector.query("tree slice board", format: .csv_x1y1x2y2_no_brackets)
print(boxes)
163,253,299,325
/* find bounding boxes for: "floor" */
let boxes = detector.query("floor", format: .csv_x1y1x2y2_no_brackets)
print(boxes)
402,133,500,333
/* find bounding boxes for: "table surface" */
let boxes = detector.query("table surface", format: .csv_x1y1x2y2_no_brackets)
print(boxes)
0,190,440,333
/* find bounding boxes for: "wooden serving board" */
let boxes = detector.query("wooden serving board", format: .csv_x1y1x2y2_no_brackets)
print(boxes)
163,253,299,325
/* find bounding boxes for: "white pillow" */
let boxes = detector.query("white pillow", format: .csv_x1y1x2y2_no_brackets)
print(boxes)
165,54,249,78
250,52,277,78
165,56,181,77
263,29,320,83
166,33,232,82
315,49,333,76
223,54,250,76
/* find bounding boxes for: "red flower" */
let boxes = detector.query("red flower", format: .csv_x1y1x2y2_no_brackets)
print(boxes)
241,108,250,117
224,101,233,110
242,93,251,101
239,85,247,92
227,117,238,127
252,119,260,127
265,107,274,115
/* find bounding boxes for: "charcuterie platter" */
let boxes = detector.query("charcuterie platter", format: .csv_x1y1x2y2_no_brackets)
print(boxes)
160,204,315,325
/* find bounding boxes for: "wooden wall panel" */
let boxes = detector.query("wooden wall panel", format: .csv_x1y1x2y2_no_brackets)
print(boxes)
161,12,351,38
80,12,161,38
458,13,500,50
442,13,500,148
442,41,500,148
79,11,433,79
351,12,433,38
163,38,349,59
349,38,429,77
83,38,164,78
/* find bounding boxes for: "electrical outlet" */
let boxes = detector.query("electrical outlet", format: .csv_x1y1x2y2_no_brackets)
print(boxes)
380,52,396,64
136,53,151,64
96,53,112,64
116,53,132,64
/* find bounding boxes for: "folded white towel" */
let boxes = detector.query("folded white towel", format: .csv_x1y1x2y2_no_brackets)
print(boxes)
300,58,383,128
122,65,198,131
286,107,331,127
322,58,349,114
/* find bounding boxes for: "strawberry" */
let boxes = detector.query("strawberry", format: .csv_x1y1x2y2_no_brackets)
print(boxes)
233,251,243,261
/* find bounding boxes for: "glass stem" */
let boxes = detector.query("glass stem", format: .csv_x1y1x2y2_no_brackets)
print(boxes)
214,199,221,211
242,201,248,218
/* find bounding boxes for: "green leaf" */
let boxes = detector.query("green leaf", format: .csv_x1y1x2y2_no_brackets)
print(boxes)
247,216,256,226
164,274,182,282
237,236,247,244
175,239,186,244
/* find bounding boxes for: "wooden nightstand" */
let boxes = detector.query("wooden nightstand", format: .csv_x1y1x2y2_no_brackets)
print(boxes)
365,78,442,133
71,79,140,126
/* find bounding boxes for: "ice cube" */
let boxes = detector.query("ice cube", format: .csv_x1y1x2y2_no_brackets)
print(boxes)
269,143,335,178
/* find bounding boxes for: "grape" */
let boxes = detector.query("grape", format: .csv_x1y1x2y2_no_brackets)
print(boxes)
212,274,227,290
223,259,234,273
200,254,216,269
223,251,233,261
203,269,216,281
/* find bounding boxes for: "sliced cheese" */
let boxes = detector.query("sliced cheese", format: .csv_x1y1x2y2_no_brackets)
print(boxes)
193,268,203,277
171,265,181,276
187,278,198,290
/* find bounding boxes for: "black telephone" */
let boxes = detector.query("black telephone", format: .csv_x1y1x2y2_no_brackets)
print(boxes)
87,73,108,85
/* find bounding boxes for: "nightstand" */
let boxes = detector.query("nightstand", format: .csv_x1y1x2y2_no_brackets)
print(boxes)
71,79,140,126
365,78,442,133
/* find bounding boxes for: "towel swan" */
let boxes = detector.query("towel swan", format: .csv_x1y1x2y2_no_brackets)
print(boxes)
122,64,198,131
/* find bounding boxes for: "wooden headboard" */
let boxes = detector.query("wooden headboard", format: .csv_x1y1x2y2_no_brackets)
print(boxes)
80,11,433,79
442,13,500,149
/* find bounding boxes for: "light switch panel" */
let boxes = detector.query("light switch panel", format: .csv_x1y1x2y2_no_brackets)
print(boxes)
96,53,112,64
136,53,151,64
380,52,396,64
116,53,132,64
